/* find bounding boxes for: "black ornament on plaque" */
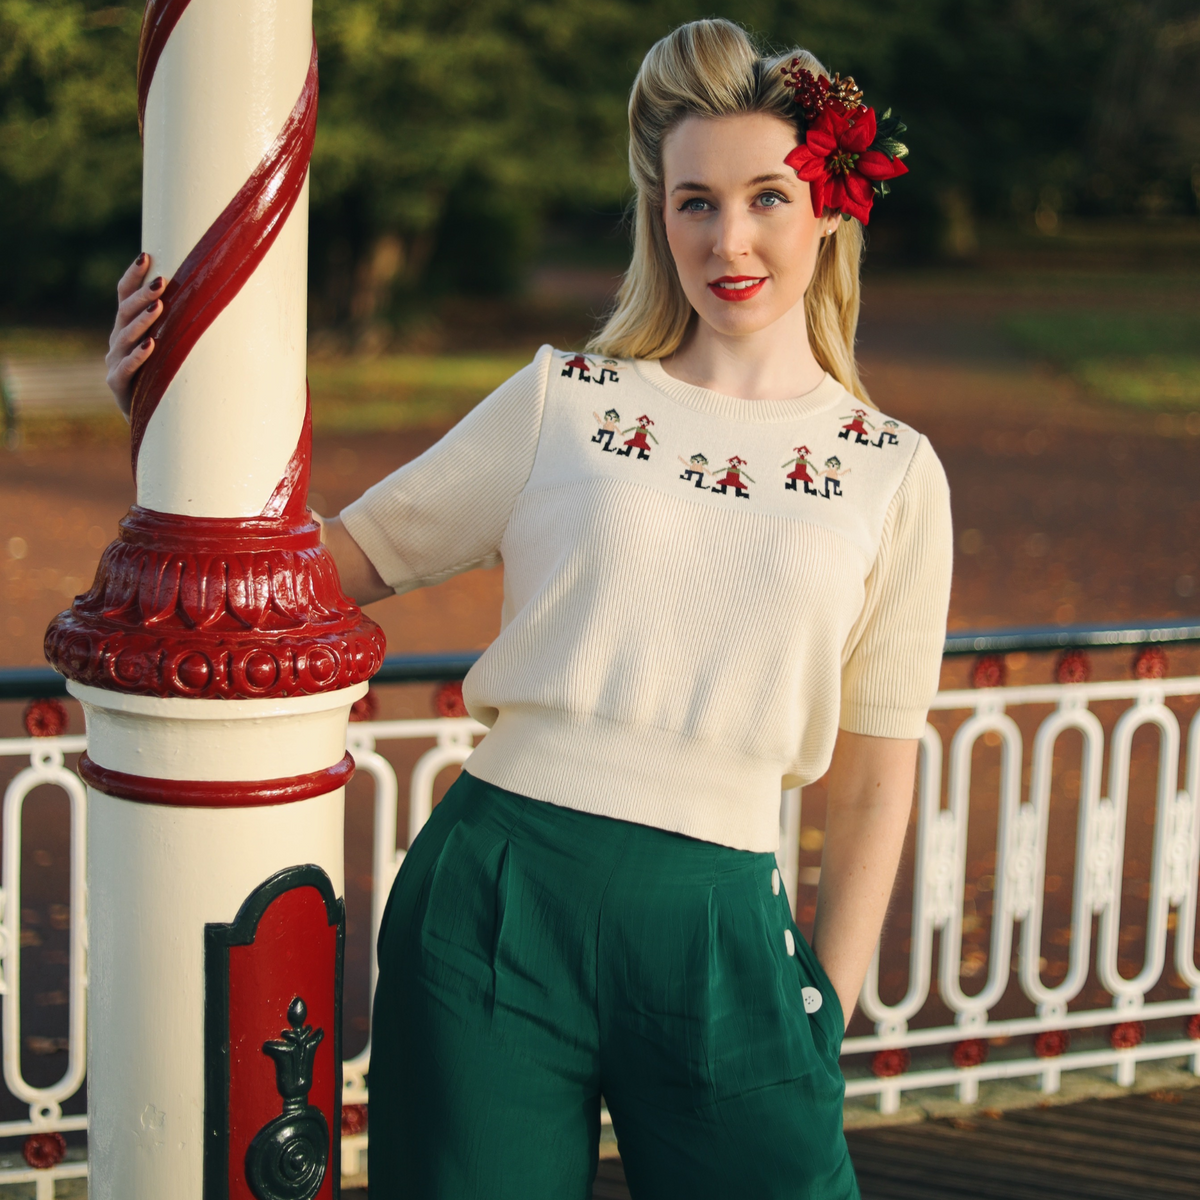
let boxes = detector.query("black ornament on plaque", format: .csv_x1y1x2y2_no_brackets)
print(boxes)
245,996,330,1200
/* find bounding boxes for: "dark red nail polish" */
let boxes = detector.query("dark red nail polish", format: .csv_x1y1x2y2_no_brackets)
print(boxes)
145,301,159,314
149,276,164,291
140,337,153,351
135,252,147,267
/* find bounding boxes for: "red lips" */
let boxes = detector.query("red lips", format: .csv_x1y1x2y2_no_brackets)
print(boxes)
707,275,766,302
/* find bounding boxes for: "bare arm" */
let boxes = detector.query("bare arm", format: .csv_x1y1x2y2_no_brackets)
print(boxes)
312,515,391,607
811,729,918,1026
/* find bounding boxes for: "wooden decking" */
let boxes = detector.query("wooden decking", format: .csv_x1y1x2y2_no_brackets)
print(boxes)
589,1088,1200,1199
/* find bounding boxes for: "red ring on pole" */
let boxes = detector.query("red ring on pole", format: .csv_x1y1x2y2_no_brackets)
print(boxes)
78,751,355,808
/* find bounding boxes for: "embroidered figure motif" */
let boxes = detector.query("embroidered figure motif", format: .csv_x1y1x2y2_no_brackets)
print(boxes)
821,455,850,498
591,408,621,452
874,418,899,447
678,452,712,489
838,407,875,445
593,358,620,385
561,353,593,382
781,445,821,495
710,455,755,499
616,415,658,461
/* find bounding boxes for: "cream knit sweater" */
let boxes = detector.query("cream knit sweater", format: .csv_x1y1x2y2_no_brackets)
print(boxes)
342,345,953,852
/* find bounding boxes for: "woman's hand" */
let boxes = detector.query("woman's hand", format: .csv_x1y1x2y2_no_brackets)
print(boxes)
810,730,920,1026
105,253,165,418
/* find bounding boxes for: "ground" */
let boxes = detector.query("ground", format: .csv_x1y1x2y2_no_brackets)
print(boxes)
2,266,1200,1142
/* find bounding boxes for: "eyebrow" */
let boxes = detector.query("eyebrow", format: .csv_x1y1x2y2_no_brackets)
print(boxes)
670,172,790,195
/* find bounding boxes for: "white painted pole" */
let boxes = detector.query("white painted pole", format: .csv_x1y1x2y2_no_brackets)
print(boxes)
44,4,385,1199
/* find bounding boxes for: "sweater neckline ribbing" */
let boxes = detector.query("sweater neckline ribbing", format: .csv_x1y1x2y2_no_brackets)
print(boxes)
633,358,845,424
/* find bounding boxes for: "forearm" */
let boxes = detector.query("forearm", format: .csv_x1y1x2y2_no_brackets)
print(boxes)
315,514,392,606
810,730,918,1025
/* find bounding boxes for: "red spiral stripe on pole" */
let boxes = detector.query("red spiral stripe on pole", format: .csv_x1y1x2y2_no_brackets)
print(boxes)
136,0,192,138
128,32,319,479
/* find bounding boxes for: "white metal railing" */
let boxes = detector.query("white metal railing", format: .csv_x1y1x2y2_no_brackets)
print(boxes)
3,672,1200,1186
0,734,89,1199
850,675,1200,1113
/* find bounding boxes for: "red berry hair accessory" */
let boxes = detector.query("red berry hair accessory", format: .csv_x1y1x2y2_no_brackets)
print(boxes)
779,61,909,225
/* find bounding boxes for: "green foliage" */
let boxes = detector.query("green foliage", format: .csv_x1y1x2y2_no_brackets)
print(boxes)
307,351,530,431
1,0,1197,320
0,1,141,312
1004,311,1200,410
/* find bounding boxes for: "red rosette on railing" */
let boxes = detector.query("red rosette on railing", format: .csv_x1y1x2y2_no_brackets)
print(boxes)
951,1038,988,1069
23,698,68,737
871,1048,910,1078
1133,646,1168,679
341,1103,368,1135
1110,1021,1144,1050
1033,1029,1069,1058
434,681,469,719
23,1132,67,1169
972,654,1008,689
1055,650,1091,684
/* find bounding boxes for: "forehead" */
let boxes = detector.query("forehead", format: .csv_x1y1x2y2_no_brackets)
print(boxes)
662,112,801,185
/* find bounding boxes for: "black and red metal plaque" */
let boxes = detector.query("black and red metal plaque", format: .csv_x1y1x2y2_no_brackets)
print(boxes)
205,866,344,1200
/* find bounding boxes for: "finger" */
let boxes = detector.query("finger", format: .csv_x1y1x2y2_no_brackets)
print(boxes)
106,337,154,418
108,336,155,395
114,298,163,354
116,274,165,326
117,253,151,303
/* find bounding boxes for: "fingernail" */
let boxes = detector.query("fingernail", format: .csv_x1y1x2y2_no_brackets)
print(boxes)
145,301,159,314
149,276,163,291
140,337,153,351
135,252,147,267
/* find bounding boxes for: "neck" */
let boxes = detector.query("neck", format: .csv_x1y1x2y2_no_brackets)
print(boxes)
660,299,826,402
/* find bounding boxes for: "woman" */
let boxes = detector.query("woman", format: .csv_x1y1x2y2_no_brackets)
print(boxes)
107,19,951,1200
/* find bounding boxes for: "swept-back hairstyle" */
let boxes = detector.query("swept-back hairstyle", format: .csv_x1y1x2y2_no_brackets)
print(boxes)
589,18,870,404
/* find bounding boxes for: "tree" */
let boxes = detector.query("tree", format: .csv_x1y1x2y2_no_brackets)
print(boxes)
0,0,1195,322
0,0,141,315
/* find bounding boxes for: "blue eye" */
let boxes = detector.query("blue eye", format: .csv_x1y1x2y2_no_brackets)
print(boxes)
678,197,711,213
757,191,788,208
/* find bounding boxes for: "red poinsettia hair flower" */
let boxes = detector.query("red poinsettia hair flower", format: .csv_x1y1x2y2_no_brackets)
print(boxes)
784,104,908,225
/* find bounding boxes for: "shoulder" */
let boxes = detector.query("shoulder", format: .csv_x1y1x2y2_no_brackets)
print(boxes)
820,381,931,491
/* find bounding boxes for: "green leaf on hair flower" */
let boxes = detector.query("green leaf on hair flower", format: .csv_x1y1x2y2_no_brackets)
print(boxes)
873,137,909,161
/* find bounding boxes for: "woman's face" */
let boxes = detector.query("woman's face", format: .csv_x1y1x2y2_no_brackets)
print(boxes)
661,112,835,339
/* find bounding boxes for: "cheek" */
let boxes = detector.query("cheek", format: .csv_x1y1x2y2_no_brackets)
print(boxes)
770,215,823,295
663,213,708,297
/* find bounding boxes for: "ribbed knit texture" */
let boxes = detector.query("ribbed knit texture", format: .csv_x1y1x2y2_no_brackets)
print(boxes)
342,346,953,852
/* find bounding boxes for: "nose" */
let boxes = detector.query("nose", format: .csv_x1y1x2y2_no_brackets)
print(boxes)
710,206,754,266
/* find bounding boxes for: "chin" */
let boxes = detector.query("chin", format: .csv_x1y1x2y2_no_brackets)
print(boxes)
697,301,786,338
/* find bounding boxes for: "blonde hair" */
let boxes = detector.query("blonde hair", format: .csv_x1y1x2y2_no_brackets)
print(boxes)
589,18,870,405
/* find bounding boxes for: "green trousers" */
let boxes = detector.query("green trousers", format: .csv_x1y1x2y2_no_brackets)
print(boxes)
369,771,857,1199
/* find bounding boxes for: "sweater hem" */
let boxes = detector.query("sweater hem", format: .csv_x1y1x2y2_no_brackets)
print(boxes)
463,707,786,853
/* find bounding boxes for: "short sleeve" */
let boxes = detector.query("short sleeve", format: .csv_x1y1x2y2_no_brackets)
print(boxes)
339,344,552,593
839,435,953,739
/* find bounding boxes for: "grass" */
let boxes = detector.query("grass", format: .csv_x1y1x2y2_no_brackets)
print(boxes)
0,328,528,437
300,353,529,433
1002,311,1200,410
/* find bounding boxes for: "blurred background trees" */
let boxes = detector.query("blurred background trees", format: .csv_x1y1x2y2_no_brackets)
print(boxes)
2,0,1198,327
